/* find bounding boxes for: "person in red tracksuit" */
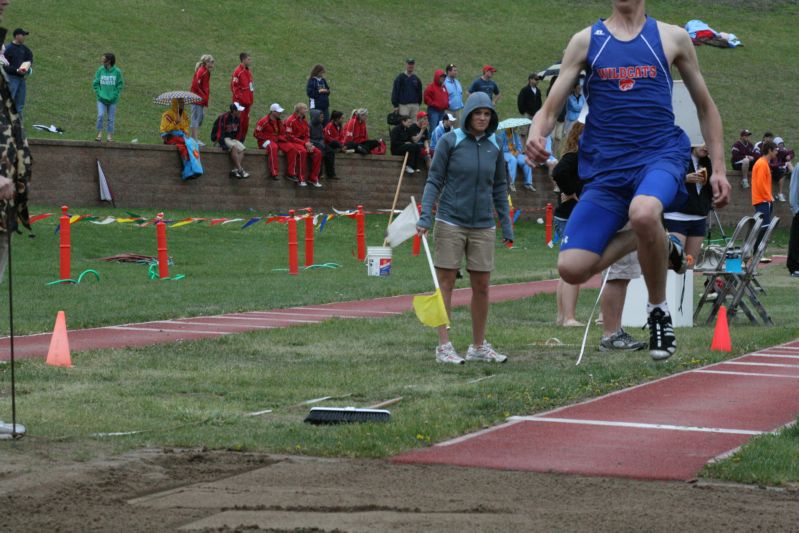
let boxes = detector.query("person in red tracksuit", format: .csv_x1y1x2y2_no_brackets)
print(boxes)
230,52,254,141
423,68,449,130
284,103,323,187
322,110,345,179
343,108,380,154
253,102,302,181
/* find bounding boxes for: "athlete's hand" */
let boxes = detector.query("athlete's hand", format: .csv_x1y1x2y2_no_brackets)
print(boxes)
416,225,428,236
710,170,731,209
525,135,549,167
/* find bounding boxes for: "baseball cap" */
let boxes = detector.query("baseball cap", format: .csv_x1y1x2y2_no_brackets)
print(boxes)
269,103,284,113
443,113,456,122
483,64,497,73
406,58,415,64
774,136,784,145
232,102,245,112
416,111,427,120
13,28,29,36
740,129,751,136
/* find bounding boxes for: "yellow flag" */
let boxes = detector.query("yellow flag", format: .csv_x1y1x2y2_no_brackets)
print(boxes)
413,288,450,327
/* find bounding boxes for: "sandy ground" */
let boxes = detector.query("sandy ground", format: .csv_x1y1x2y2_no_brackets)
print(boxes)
1,446,798,532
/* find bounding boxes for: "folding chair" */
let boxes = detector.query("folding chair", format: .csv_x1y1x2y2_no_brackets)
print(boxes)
725,216,780,326
695,214,762,324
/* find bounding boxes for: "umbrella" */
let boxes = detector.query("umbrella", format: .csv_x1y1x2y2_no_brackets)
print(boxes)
153,90,202,105
537,62,560,80
497,117,532,130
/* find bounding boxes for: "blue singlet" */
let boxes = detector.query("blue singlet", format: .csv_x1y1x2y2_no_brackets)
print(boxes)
562,16,690,254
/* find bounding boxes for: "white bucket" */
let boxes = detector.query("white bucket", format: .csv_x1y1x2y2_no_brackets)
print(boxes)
366,246,392,277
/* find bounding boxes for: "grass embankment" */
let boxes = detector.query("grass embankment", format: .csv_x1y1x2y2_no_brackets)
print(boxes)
7,0,799,148
1,207,798,487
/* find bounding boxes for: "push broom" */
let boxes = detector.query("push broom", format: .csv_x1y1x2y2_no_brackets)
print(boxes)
304,397,402,425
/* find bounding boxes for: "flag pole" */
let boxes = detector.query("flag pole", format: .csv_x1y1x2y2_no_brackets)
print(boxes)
383,151,410,246
410,195,439,290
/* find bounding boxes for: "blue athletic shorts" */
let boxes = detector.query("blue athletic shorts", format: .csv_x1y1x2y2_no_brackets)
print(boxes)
561,155,688,254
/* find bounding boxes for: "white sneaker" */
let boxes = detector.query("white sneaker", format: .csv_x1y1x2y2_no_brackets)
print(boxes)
436,342,464,364
465,341,508,363
778,193,786,202
405,166,415,174
298,181,308,187
311,181,323,188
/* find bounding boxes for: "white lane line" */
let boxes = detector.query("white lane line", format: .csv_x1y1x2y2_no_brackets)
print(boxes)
233,311,367,319
694,369,799,379
435,419,525,447
719,361,799,368
750,353,799,359
507,416,764,436
294,306,401,315
107,326,229,335
169,320,276,329
202,316,321,324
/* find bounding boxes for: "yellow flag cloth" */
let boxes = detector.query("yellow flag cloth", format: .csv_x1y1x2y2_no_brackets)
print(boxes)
413,288,450,327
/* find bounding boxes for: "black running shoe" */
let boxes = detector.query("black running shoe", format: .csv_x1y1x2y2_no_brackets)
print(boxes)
647,308,676,360
667,234,688,274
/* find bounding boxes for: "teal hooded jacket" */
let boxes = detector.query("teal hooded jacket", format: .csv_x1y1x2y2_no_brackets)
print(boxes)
419,91,512,241
93,65,124,105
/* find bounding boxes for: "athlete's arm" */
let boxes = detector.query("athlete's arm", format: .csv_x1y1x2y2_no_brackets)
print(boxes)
525,28,589,165
666,23,731,208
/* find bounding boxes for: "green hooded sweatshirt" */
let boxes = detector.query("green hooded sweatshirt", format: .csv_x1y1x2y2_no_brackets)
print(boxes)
93,65,124,104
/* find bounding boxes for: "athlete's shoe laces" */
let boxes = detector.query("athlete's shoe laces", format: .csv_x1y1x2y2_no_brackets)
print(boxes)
599,328,647,352
667,234,688,274
436,342,465,364
646,308,676,361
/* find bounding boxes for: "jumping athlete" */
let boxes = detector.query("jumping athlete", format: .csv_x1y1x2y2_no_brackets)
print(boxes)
526,0,731,360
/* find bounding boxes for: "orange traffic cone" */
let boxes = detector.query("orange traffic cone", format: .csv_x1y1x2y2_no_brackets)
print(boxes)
46,310,72,367
710,305,732,352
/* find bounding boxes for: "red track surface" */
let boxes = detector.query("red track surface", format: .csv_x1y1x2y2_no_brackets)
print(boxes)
393,344,799,480
0,278,599,361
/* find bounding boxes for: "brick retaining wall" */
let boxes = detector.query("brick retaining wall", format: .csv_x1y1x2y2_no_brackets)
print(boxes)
27,139,793,227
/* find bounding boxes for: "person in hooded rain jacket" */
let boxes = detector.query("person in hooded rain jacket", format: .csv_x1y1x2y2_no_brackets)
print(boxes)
417,92,513,365
423,68,449,130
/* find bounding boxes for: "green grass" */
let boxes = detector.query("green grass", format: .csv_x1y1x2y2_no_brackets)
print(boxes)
1,208,798,486
703,421,799,487
4,204,561,334
7,1,799,148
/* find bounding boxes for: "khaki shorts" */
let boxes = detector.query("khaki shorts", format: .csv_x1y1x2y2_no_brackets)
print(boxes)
433,222,495,272
224,138,246,152
605,251,641,281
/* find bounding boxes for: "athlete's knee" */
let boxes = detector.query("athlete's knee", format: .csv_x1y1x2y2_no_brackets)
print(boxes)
629,197,662,233
558,255,592,284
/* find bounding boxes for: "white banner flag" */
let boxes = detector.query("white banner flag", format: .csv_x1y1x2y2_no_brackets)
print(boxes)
385,201,418,248
97,159,114,205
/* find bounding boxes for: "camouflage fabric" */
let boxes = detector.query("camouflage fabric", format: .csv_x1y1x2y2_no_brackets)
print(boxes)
0,68,31,233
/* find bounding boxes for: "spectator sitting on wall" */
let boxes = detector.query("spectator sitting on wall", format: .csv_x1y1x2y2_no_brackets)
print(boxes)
731,128,755,189
430,112,455,156
409,111,432,168
343,108,381,154
160,98,203,180
285,102,323,188
213,103,249,179
390,114,422,174
774,136,794,202
322,110,345,179
253,102,301,181
498,126,534,191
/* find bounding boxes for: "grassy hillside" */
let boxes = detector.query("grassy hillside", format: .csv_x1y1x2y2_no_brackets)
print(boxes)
6,0,798,149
